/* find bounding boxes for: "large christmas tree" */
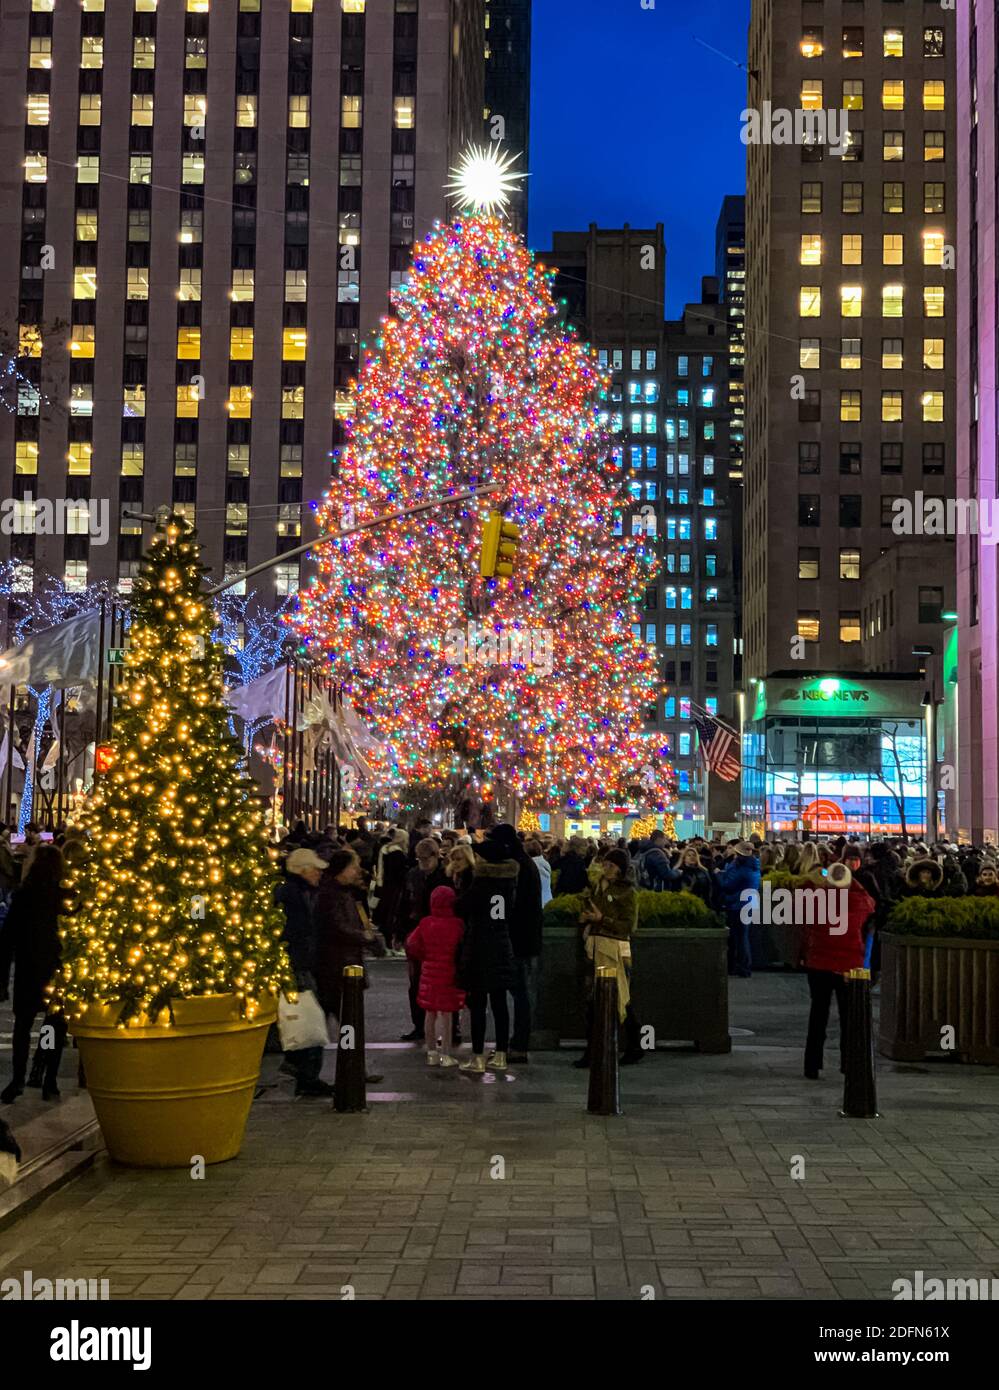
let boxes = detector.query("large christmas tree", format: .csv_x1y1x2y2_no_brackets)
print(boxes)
58,516,290,1023
293,166,675,812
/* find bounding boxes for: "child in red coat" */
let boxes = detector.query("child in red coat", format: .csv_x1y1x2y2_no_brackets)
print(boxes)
406,885,467,1067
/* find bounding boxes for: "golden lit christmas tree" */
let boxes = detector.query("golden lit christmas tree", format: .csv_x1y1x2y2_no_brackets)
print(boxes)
58,515,290,1024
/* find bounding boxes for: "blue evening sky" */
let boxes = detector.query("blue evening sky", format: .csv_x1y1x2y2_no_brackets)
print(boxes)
527,0,751,317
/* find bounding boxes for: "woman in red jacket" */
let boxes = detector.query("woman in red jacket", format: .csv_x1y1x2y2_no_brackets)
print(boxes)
802,862,874,1080
406,885,466,1067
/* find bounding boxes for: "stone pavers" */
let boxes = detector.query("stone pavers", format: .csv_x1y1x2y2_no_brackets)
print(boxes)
1,970,997,1299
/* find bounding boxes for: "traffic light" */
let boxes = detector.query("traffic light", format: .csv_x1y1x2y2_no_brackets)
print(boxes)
479,510,521,579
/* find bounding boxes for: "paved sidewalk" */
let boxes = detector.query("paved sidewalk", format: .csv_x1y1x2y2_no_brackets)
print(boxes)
1,970,997,1300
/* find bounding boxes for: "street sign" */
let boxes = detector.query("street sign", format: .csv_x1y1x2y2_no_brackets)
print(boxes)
106,647,129,665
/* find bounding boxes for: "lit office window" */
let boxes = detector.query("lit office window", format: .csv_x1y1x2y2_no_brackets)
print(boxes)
922,390,944,422
840,390,862,422
922,231,945,266
882,284,904,317
882,234,904,265
840,338,861,370
799,338,820,369
881,390,902,423
923,80,945,111
923,338,944,371
883,27,903,58
840,285,862,317
799,234,822,265
882,80,904,110
924,286,944,317
882,338,903,370
799,286,821,317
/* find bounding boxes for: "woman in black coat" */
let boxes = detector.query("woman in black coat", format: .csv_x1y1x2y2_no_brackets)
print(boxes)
675,846,713,905
455,838,518,1072
0,844,67,1103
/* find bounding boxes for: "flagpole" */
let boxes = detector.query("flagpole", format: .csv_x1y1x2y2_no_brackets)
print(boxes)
703,760,711,841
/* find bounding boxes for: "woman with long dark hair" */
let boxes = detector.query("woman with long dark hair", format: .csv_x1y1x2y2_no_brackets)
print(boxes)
0,844,67,1103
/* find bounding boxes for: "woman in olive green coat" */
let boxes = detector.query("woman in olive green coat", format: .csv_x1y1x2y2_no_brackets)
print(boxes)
573,848,643,1066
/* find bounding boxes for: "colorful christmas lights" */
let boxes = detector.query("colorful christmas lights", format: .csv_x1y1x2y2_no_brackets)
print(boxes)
292,213,676,813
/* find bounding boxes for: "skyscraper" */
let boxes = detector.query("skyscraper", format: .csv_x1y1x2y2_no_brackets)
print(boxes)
743,1,957,836
715,193,745,480
0,0,485,601
956,0,997,842
541,226,738,833
483,0,530,235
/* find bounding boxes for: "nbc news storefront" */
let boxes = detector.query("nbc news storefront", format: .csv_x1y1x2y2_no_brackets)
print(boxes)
741,675,928,838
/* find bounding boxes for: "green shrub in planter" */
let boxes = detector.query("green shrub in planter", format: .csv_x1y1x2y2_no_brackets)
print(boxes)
885,896,999,941
543,889,721,931
762,870,822,892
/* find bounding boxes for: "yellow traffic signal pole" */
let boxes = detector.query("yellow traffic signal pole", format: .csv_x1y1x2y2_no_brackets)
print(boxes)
124,484,502,597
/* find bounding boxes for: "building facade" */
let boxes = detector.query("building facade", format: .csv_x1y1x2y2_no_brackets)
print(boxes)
715,193,745,480
955,0,998,843
743,0,957,835
0,0,485,601
541,226,738,834
483,0,530,235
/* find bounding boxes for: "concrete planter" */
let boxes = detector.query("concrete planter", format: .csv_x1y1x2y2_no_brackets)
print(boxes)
879,934,999,1065
749,921,803,970
531,926,730,1053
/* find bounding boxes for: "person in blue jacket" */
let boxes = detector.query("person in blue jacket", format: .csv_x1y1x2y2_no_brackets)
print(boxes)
715,841,760,978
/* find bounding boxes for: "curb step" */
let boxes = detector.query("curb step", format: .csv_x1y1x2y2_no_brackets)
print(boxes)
0,1095,102,1230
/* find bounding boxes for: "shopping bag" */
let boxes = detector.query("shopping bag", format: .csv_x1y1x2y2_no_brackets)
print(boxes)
277,990,330,1052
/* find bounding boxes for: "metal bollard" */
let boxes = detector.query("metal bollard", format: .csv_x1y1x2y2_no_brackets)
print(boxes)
587,966,622,1116
334,964,367,1113
840,967,879,1119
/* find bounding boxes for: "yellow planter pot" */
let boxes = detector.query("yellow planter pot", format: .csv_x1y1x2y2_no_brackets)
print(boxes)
71,993,276,1168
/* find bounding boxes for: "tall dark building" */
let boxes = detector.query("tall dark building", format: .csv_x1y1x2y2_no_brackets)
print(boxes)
715,193,745,480
0,0,485,601
483,0,530,234
541,226,738,834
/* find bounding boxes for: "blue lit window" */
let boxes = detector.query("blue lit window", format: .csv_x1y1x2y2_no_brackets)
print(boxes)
680,624,692,646
703,455,714,475
700,387,716,407
665,418,676,442
665,624,676,646
644,412,657,435
612,349,623,370
666,453,675,475
679,732,692,756
677,389,690,407
646,445,657,468
705,554,717,575
665,585,677,609
644,381,659,403
598,349,609,367
679,489,689,505
666,553,676,572
705,623,718,647
705,586,719,603
702,356,714,376
631,623,641,640
702,488,715,506
665,697,676,718
628,480,642,500
678,356,689,377
666,517,677,540
705,697,718,714
678,769,690,792
678,454,690,474
646,349,657,369
704,518,718,540
681,586,692,609
629,412,641,433
630,445,643,468
680,698,691,720
679,418,690,439
627,381,642,402
610,446,623,468
679,552,692,573
679,518,692,541
645,623,657,644
703,420,715,440
611,413,623,432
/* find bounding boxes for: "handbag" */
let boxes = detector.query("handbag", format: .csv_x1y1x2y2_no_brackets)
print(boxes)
277,989,330,1052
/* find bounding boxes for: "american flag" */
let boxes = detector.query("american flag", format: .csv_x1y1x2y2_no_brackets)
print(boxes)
690,703,741,782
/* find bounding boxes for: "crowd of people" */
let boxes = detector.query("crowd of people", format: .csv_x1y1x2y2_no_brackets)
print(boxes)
1,811,995,1112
